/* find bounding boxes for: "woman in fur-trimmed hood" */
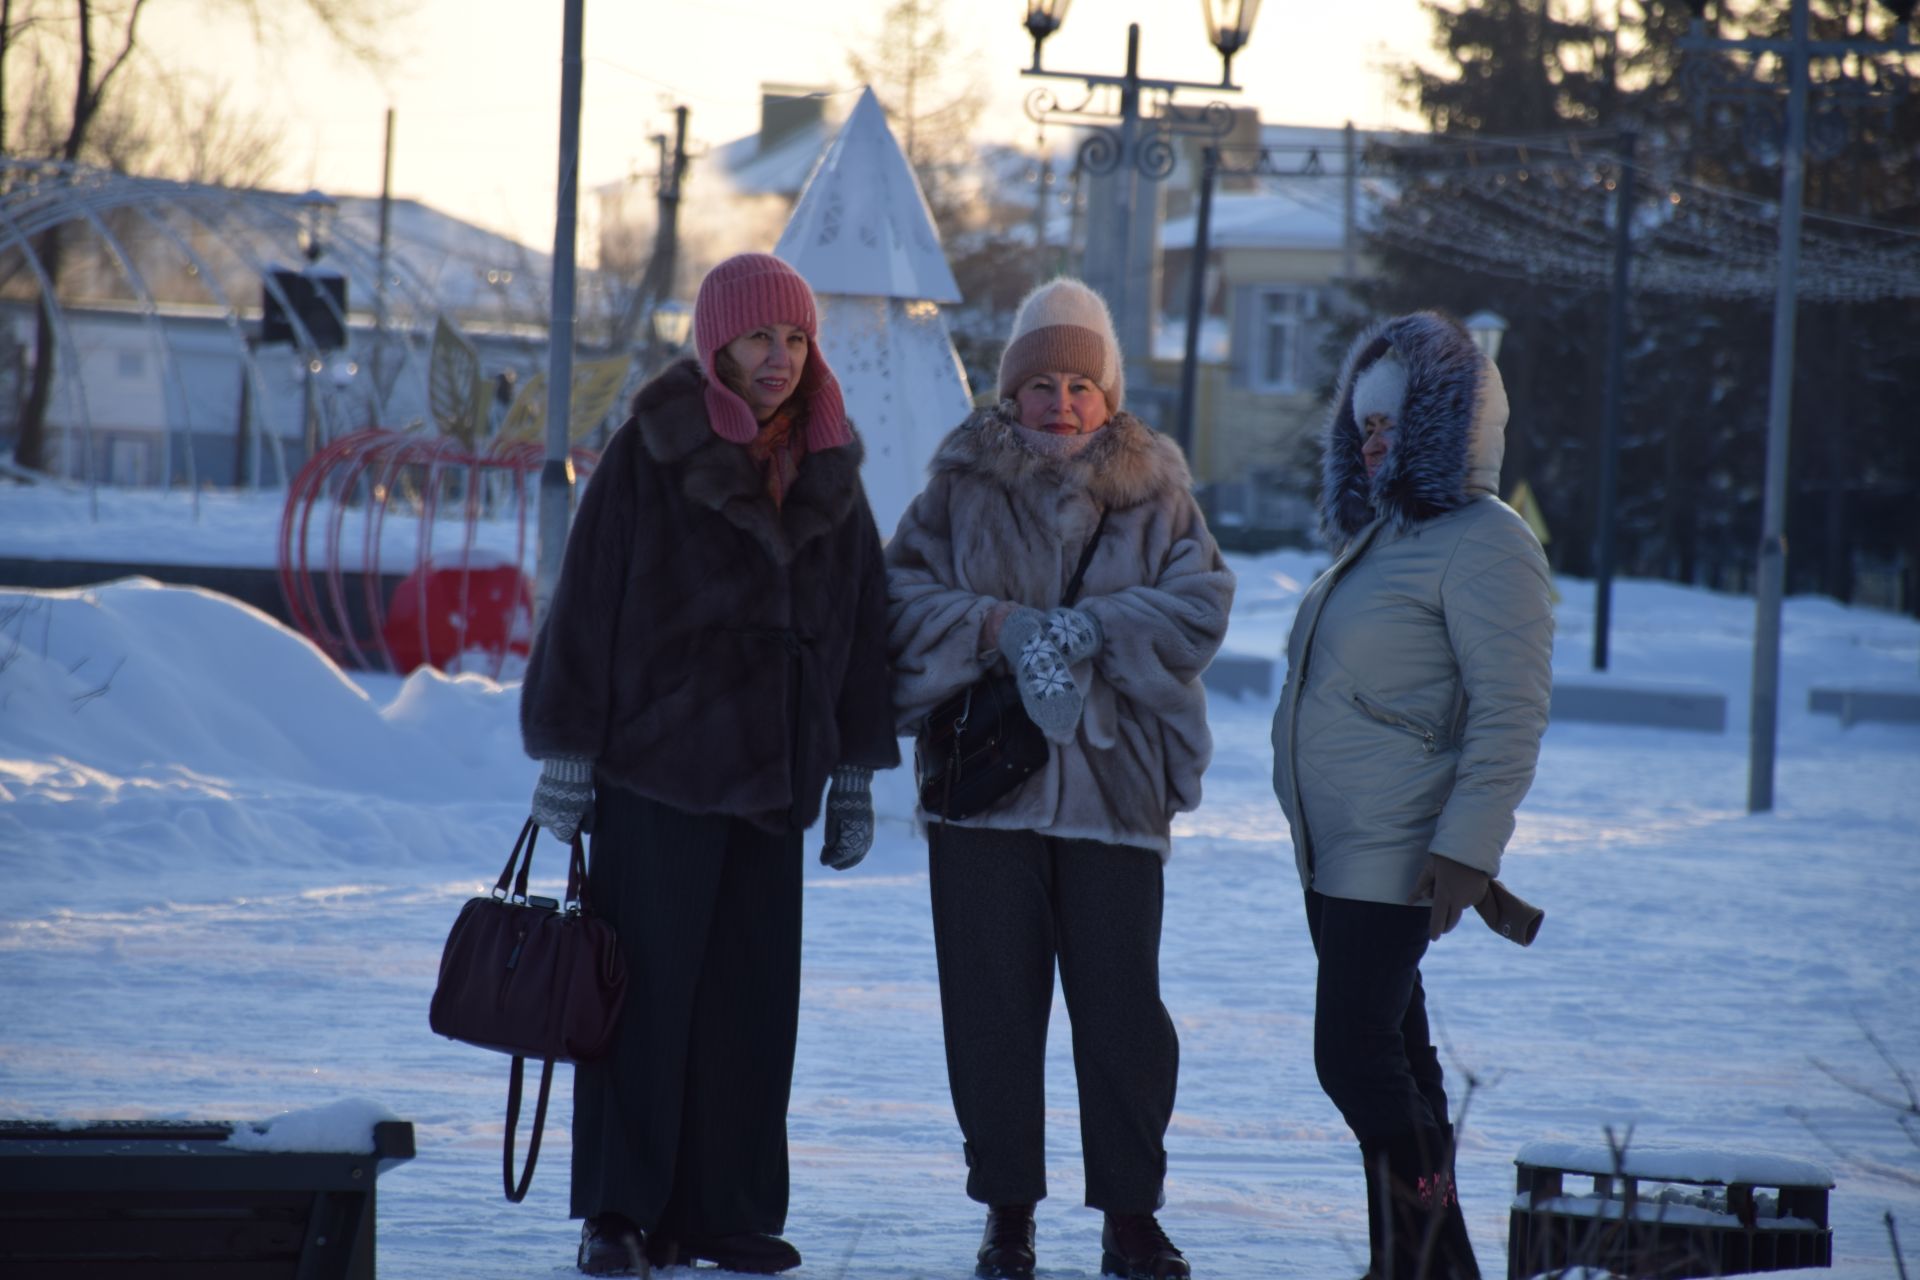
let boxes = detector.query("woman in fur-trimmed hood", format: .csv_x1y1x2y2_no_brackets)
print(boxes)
887,278,1233,1280
519,253,898,1278
1269,310,1554,1280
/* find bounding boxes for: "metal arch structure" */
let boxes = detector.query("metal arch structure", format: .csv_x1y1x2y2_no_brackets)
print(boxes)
0,158,467,493
277,430,600,680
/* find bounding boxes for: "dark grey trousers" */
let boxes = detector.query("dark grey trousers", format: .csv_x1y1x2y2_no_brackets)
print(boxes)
570,784,803,1238
927,823,1179,1212
1304,889,1447,1144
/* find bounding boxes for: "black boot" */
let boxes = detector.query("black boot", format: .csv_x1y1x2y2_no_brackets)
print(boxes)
976,1203,1037,1279
1362,1130,1480,1280
645,1231,801,1274
1100,1212,1190,1279
578,1214,650,1277
1433,1125,1481,1280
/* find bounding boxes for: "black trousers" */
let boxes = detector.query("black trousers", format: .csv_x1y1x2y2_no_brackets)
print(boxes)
928,824,1178,1212
1304,889,1448,1143
571,784,803,1238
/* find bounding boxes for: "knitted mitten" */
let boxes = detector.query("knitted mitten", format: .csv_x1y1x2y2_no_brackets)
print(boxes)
998,608,1084,744
1044,606,1102,664
820,765,876,870
530,757,594,843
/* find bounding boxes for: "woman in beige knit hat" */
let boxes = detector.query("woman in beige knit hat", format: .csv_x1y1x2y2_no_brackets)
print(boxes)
886,278,1235,1280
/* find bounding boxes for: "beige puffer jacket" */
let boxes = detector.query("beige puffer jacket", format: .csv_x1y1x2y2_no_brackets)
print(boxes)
887,403,1235,859
1270,312,1554,904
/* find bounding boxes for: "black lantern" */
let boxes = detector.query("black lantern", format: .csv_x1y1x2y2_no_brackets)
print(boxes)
1024,0,1073,70
1204,0,1263,83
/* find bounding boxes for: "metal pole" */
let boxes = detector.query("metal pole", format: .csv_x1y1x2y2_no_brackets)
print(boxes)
536,0,585,627
1342,121,1358,284
1175,146,1216,463
1748,0,1810,813
1114,24,1143,363
1593,131,1636,671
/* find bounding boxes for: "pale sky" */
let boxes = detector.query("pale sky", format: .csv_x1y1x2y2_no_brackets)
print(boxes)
139,0,1437,253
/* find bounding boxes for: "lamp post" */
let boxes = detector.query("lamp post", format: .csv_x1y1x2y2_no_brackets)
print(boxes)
536,0,585,630
1464,310,1507,363
1678,0,1914,812
1020,1,1261,374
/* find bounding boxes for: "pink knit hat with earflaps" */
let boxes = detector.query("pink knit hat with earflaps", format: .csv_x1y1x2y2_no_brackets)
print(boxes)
693,253,851,449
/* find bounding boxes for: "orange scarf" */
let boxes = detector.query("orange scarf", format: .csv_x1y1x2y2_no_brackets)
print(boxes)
747,409,806,510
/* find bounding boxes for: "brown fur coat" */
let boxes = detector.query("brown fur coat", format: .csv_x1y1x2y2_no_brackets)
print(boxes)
885,403,1234,858
520,359,899,832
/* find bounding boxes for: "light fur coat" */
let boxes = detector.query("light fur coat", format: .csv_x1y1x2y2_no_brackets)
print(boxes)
886,403,1235,859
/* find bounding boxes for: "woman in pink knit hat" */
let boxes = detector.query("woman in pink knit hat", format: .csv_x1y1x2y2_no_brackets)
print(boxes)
520,252,898,1277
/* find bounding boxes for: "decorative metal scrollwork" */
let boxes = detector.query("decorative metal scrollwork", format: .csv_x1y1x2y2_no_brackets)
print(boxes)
1076,129,1125,177
1136,131,1178,180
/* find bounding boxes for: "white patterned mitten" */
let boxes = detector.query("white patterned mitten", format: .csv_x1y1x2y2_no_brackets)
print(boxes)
1044,606,1103,664
530,757,594,843
820,766,875,870
997,608,1085,744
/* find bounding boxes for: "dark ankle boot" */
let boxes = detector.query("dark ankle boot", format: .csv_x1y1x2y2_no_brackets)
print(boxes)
1100,1211,1190,1279
647,1231,801,1274
976,1203,1037,1279
577,1214,650,1277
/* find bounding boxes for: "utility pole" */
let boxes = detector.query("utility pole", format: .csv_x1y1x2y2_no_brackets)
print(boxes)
1593,132,1636,672
535,0,585,627
1677,0,1915,810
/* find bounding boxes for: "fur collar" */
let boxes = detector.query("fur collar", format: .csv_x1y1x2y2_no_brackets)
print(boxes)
927,401,1193,511
632,358,866,565
1320,311,1509,546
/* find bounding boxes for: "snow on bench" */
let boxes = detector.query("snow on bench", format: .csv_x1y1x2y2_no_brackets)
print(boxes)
0,1100,414,1279
1508,1140,1832,1280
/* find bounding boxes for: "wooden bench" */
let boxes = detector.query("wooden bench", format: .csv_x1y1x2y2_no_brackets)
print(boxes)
0,1118,414,1278
1508,1141,1832,1280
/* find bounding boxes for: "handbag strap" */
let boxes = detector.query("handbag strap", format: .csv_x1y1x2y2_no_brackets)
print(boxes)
565,833,591,913
1061,506,1109,608
502,1054,556,1203
494,818,538,901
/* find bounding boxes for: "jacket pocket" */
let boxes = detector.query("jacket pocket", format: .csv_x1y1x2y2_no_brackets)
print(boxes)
1353,692,1442,754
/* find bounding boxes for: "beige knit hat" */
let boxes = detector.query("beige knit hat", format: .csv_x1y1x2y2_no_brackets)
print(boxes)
996,278,1125,412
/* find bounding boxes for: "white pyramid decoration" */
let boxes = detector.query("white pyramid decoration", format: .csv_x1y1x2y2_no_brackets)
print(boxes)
776,87,973,540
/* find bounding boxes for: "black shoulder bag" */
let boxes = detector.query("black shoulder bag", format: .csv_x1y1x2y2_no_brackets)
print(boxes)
914,508,1108,822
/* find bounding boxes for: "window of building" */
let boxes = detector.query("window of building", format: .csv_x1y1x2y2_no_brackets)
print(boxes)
116,350,146,379
1255,288,1307,392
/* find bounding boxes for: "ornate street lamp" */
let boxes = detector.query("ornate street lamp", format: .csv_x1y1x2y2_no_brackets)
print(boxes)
1024,0,1073,72
1464,310,1508,364
1203,1,1264,86
1020,3,1263,373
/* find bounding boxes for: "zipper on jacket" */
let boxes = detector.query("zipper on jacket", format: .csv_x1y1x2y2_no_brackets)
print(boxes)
1352,692,1440,753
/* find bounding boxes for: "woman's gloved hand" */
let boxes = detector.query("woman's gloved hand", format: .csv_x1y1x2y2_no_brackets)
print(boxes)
1410,853,1491,941
1044,606,1102,664
530,757,594,843
820,766,875,870
997,607,1084,744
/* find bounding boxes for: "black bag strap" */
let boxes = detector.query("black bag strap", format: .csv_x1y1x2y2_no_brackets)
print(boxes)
493,818,537,901
502,1054,556,1203
1061,507,1109,608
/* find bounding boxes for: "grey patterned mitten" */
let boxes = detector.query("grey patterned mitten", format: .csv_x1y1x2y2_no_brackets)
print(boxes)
1044,606,1103,664
997,607,1085,744
530,757,594,843
820,766,875,870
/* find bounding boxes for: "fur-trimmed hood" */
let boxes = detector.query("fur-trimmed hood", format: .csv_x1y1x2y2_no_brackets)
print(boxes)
927,400,1194,511
632,358,865,566
1320,311,1510,545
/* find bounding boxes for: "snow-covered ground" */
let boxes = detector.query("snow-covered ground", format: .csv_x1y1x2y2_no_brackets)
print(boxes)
2,485,1918,1279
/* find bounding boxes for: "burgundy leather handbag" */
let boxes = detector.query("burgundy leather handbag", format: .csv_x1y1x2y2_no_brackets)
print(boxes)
429,818,627,1201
